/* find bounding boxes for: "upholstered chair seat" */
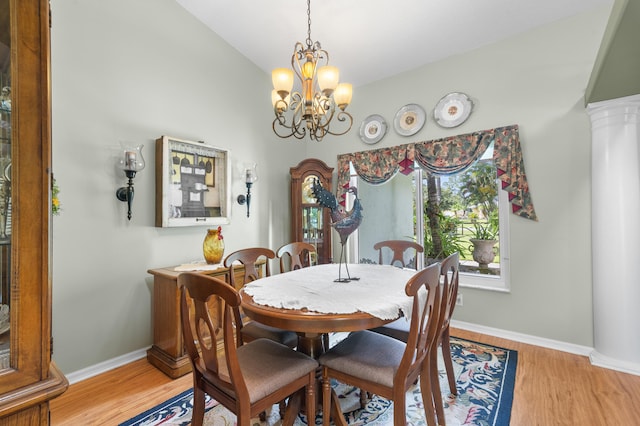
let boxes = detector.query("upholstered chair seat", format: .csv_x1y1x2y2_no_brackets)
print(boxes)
240,322,299,350
319,330,406,389
234,338,319,403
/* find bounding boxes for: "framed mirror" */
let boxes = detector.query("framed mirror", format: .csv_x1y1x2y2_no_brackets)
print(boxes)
155,135,230,228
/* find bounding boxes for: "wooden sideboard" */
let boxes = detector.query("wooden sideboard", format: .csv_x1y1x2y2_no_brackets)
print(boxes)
147,262,263,378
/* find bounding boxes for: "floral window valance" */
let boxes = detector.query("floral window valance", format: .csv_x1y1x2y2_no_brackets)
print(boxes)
337,124,538,221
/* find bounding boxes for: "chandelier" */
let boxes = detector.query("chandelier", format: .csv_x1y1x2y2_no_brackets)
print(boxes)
271,0,353,141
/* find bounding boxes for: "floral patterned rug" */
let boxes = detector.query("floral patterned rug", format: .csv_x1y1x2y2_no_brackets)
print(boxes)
120,336,517,426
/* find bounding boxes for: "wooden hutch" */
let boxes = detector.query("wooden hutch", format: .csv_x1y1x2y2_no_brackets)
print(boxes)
0,0,69,422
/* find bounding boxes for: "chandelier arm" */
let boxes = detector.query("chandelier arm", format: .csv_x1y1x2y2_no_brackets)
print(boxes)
316,46,329,66
273,111,289,126
292,42,306,82
290,95,305,127
273,92,309,140
314,127,329,141
325,111,354,137
315,108,334,128
272,119,293,138
272,118,307,140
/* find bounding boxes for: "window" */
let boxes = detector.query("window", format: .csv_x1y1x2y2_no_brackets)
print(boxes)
354,143,510,291
338,125,536,292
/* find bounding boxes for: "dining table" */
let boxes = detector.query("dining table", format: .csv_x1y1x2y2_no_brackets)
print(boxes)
239,262,420,425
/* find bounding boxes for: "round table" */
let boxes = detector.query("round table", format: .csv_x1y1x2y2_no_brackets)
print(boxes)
239,263,417,357
240,290,392,358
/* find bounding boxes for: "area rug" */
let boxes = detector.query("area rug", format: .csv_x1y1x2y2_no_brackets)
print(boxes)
120,336,517,426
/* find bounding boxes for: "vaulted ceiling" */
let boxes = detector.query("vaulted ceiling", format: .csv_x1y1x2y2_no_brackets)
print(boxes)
586,0,640,103
176,0,613,88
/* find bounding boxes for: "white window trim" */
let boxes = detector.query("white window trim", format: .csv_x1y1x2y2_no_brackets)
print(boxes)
416,164,510,292
459,185,510,292
350,163,510,292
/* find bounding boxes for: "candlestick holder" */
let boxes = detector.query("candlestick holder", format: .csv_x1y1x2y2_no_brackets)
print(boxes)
116,144,145,220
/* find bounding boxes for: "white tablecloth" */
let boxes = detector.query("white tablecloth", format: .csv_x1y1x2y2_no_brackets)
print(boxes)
243,263,420,320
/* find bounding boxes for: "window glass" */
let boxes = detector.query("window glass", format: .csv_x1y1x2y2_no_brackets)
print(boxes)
355,142,510,290
301,175,317,204
357,172,416,266
0,0,11,367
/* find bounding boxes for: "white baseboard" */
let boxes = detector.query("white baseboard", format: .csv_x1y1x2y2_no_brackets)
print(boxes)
590,351,640,376
453,320,640,376
451,320,593,356
65,347,150,385
64,321,640,385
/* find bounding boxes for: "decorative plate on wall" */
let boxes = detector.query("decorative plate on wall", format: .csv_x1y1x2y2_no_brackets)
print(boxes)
359,114,388,145
393,103,426,136
433,92,474,128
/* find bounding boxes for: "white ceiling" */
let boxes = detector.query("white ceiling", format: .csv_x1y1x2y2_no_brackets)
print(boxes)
176,0,612,88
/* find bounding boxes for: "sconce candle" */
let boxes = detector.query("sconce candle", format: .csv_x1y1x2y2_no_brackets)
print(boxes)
246,167,257,184
125,151,137,170
237,163,258,218
116,144,145,220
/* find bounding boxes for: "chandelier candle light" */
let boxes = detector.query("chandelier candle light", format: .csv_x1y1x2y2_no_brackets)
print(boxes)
271,0,353,141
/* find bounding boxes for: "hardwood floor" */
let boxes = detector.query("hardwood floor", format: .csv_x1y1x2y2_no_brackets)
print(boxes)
49,357,192,426
49,328,640,425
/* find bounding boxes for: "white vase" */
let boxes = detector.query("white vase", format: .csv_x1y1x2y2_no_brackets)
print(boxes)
470,239,497,268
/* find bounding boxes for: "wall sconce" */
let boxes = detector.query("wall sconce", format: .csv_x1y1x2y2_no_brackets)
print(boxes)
116,144,145,220
237,163,258,218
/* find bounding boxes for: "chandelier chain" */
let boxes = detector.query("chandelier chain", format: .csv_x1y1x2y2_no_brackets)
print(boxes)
306,0,312,47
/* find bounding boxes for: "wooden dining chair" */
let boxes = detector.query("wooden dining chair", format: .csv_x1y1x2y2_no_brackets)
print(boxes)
374,239,424,269
276,241,317,273
367,252,460,425
319,263,443,426
370,253,460,397
225,247,275,290
179,272,318,426
223,248,298,348
276,241,330,351
436,252,460,398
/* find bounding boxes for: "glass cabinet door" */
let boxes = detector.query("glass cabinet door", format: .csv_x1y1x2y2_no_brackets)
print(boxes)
0,0,11,371
290,159,334,265
301,175,324,241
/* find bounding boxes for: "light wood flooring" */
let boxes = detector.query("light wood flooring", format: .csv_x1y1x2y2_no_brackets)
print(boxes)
50,328,640,425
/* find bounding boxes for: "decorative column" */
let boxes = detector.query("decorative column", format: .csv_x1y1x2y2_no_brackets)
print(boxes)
587,94,640,375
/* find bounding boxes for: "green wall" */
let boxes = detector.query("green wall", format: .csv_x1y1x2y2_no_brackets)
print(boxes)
50,0,304,374
306,6,611,347
50,0,611,375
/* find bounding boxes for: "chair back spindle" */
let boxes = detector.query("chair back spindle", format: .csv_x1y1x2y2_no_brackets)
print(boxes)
277,241,316,273
224,247,275,289
374,240,424,269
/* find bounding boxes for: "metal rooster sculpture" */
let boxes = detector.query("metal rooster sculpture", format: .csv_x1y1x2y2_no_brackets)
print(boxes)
312,179,364,282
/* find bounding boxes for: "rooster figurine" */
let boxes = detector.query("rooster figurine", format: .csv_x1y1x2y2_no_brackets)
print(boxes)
312,179,364,282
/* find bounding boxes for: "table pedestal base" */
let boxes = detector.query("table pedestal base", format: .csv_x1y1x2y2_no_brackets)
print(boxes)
297,332,325,359
294,332,348,426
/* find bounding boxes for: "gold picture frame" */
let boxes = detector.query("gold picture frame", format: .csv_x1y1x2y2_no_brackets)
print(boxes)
155,135,230,227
